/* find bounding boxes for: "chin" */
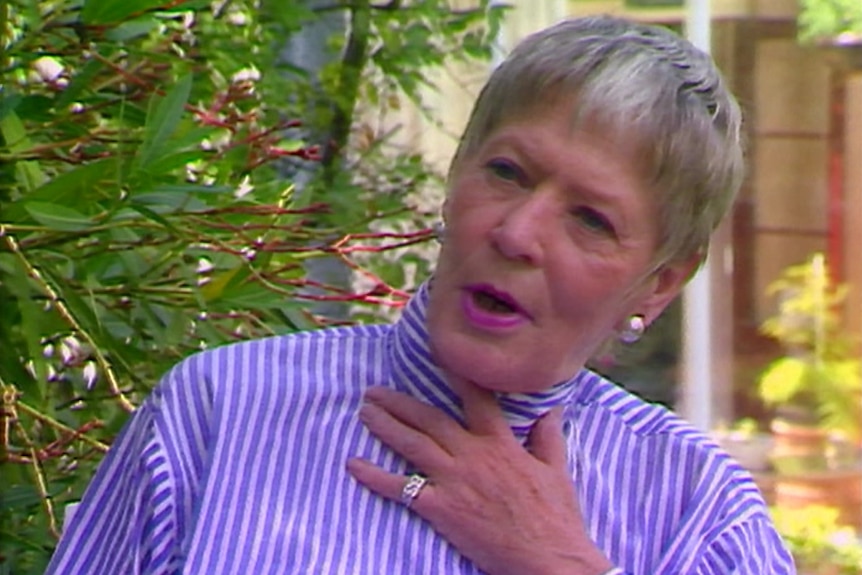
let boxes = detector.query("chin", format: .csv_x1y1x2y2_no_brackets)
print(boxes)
430,335,553,395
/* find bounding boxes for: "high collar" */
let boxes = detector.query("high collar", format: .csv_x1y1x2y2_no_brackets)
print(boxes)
388,281,589,441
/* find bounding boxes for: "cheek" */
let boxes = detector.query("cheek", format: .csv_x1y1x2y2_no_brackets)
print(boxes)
445,171,494,215
442,205,497,252
548,269,633,333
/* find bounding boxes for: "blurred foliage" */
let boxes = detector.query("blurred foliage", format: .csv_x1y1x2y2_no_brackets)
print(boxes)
757,254,862,440
0,0,504,570
771,505,862,574
798,0,862,44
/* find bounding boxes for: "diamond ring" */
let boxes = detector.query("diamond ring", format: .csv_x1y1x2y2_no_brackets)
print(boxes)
400,473,429,509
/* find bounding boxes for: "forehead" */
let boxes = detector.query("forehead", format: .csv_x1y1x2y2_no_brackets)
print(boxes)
479,96,656,187
475,104,662,249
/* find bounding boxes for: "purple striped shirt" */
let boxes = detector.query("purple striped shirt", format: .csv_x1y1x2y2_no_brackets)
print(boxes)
47,282,795,574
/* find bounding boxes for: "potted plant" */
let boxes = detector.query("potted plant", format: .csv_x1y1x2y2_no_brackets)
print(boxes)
798,0,862,68
757,254,862,529
771,505,862,575
758,253,862,448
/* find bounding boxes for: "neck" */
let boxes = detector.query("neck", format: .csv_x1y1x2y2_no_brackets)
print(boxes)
388,281,584,441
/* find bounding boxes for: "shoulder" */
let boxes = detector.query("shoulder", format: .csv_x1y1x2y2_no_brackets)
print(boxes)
141,323,389,433
178,322,389,372
698,514,796,573
572,372,793,570
162,323,389,390
573,369,770,518
574,369,730,454
574,369,699,437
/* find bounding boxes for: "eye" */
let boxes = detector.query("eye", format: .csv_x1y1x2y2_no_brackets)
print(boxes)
485,158,526,184
572,206,615,236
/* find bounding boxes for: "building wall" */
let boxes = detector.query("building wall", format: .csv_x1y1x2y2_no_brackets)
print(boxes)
751,38,831,322
844,73,862,338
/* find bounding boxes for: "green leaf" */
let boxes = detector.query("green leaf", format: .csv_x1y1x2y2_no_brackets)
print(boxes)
23,202,93,232
216,282,294,310
55,59,105,109
135,74,193,170
0,257,48,403
2,160,113,243
0,485,45,512
25,159,114,205
105,16,160,42
141,150,206,176
0,93,23,123
162,0,209,10
0,111,46,191
127,190,209,213
200,265,248,303
122,203,179,232
280,307,318,332
81,0,171,25
759,357,809,405
13,96,55,123
150,183,232,195
38,267,135,380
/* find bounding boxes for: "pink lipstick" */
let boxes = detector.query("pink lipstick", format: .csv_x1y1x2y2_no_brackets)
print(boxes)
461,284,530,330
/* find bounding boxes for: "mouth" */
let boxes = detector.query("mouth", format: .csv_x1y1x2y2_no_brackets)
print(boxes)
465,284,530,318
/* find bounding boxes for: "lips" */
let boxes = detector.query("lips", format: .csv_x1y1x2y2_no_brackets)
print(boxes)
461,284,531,330
466,284,529,317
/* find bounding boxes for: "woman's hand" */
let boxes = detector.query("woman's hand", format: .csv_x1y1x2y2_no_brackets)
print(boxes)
346,380,613,575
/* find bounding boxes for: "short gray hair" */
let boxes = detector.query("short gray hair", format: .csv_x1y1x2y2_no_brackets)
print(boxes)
450,15,744,266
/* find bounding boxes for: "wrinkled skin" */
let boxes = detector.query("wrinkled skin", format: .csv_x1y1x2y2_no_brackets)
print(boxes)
347,107,698,574
347,381,613,575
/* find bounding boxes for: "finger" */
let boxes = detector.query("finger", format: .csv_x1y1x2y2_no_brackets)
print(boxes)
364,386,464,449
359,400,451,471
346,458,436,514
453,376,511,438
527,406,568,468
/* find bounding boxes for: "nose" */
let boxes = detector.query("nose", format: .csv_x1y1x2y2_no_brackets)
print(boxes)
490,189,553,265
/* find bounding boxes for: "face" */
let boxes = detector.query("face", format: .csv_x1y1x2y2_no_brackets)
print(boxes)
427,105,695,394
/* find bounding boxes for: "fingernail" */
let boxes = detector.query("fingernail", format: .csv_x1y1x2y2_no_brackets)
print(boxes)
358,403,371,422
346,457,370,475
358,400,382,422
364,386,386,402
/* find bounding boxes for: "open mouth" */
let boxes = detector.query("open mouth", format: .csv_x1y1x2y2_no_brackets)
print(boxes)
473,290,518,314
461,284,529,329
467,284,527,317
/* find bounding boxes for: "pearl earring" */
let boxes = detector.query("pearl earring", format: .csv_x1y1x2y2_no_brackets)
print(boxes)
619,314,646,344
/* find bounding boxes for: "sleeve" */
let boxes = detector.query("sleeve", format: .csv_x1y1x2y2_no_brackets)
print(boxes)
598,514,795,575
45,357,213,575
692,515,796,575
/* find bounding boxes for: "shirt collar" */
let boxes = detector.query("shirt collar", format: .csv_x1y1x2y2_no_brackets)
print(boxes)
388,281,589,441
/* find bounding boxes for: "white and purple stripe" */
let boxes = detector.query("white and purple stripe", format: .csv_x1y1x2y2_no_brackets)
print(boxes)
46,283,794,574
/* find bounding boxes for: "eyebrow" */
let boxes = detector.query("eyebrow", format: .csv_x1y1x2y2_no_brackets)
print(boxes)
484,129,632,208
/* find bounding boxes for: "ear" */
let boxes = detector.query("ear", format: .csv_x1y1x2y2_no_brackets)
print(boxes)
634,253,702,324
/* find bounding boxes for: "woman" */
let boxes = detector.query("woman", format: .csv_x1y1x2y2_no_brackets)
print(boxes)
47,16,795,575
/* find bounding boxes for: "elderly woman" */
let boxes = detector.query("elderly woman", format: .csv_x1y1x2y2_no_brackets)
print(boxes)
47,15,794,575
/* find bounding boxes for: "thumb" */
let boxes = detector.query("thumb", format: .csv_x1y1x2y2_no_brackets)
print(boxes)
527,406,568,468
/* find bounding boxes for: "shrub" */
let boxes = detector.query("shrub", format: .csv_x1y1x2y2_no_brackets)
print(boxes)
0,1,502,570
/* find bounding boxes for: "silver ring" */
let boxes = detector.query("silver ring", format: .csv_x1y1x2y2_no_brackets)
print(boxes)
400,473,428,508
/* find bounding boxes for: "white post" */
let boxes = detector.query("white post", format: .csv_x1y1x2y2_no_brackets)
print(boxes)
681,0,714,432
686,0,711,52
